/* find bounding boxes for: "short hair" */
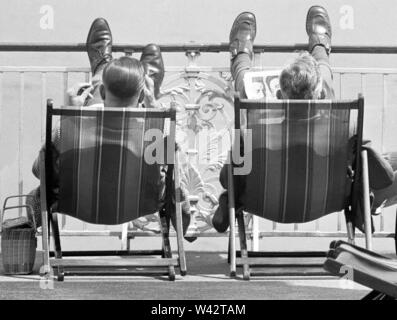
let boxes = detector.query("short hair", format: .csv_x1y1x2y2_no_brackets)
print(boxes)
102,56,145,99
279,51,322,99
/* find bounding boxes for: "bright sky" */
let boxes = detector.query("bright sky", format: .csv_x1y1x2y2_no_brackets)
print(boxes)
0,0,395,45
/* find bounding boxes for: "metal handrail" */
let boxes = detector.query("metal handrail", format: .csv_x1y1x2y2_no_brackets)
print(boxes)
1,43,397,54
1,66,397,75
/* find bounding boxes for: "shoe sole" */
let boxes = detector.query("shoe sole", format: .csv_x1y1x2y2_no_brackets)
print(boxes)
306,5,332,37
86,17,112,48
229,11,257,43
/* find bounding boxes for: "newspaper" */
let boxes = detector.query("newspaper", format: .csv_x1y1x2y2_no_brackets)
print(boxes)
243,69,285,124
243,70,281,100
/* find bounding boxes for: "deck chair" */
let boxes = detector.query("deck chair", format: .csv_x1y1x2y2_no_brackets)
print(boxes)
39,99,186,281
228,94,372,279
324,240,397,300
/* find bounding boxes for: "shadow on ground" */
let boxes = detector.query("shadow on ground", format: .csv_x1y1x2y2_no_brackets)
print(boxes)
0,251,369,300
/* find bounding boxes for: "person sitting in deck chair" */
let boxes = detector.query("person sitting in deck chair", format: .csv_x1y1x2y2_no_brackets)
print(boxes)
212,6,396,233
69,18,165,109
26,18,193,239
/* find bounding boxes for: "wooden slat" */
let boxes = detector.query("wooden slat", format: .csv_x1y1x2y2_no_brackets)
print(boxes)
236,251,326,258
50,257,178,267
236,257,325,267
63,269,169,276
258,231,395,238
49,250,163,257
51,106,175,118
239,99,358,110
34,230,395,238
324,258,397,298
249,268,330,277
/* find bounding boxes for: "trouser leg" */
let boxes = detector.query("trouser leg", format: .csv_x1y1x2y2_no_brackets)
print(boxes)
373,152,397,208
311,45,335,99
85,64,106,106
373,172,397,208
231,52,252,98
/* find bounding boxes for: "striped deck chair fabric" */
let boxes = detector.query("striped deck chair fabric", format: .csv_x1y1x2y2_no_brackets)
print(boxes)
241,99,358,224
39,102,185,281
57,106,169,225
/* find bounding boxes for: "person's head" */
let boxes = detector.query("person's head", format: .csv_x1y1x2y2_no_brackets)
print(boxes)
279,51,323,100
100,56,145,107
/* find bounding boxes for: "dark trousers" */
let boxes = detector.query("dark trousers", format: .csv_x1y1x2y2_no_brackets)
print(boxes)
373,152,397,208
85,65,105,106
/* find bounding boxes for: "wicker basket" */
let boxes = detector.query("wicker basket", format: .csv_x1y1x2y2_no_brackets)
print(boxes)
1,197,37,275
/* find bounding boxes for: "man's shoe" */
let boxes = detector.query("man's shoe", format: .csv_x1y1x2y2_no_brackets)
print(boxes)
306,5,332,54
169,199,197,242
212,191,230,233
86,18,113,75
181,201,197,243
140,44,164,99
229,12,257,59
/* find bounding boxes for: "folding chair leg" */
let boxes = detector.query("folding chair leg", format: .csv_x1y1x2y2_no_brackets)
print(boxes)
229,210,236,277
174,152,187,276
40,207,51,278
227,235,231,264
174,202,186,276
361,150,373,250
161,243,166,259
39,151,51,280
121,223,129,251
50,213,62,258
50,213,64,281
227,157,237,278
159,213,175,281
237,211,250,280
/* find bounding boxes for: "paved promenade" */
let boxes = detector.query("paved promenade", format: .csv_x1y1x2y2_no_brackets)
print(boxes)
0,251,369,300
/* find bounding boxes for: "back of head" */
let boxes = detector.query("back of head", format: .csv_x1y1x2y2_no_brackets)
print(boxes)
102,56,145,101
279,51,322,100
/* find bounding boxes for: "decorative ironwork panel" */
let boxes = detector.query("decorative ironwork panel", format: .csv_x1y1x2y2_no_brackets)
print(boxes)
129,51,236,236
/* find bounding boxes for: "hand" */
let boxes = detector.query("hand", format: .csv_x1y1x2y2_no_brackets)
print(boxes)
67,82,93,106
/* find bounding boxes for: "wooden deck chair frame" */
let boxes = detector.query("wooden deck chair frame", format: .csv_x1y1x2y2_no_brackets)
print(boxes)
228,94,372,280
395,210,397,255
324,240,397,300
40,99,186,281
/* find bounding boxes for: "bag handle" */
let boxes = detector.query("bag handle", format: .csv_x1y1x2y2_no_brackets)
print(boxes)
1,195,36,232
2,195,34,211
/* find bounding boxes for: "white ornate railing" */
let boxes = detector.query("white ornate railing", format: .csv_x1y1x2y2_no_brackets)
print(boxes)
0,44,396,250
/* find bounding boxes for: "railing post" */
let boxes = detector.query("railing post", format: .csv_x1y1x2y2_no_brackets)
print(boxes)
0,72,2,211
121,223,129,250
253,51,262,69
18,72,25,215
124,49,134,57
185,50,201,68
251,215,259,251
